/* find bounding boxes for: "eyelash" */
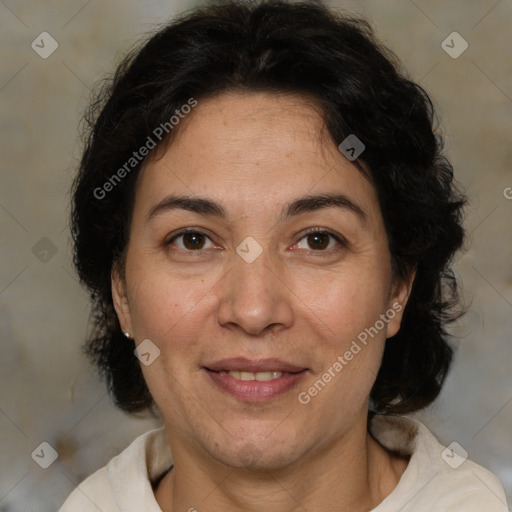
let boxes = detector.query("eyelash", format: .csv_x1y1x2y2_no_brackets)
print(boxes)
165,227,346,255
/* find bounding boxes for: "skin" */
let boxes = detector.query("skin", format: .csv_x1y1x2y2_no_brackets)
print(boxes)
112,91,414,512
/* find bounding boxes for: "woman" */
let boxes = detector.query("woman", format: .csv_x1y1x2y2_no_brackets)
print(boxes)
60,0,509,510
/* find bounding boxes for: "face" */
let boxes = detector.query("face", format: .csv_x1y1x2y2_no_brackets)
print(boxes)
112,91,412,470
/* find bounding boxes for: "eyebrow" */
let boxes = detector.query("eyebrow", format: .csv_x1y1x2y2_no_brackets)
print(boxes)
147,192,367,225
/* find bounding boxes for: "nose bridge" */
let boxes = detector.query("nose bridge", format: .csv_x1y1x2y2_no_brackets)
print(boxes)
217,241,293,334
235,246,274,296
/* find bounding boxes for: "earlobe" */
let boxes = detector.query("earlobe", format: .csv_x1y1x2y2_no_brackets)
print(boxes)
111,268,133,336
385,269,416,339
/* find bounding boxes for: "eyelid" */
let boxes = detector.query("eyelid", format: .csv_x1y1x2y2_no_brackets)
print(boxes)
166,228,217,249
293,227,346,252
166,226,346,253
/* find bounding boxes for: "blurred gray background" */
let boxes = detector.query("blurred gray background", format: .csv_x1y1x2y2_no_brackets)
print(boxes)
1,0,511,510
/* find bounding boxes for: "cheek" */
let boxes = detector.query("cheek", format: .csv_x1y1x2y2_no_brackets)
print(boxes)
291,265,390,348
127,262,220,352
290,266,390,412
128,267,217,411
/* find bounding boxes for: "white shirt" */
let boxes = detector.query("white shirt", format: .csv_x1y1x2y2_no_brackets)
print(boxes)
59,414,509,511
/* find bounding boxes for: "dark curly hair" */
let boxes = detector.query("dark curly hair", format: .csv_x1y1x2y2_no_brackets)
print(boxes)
70,0,466,415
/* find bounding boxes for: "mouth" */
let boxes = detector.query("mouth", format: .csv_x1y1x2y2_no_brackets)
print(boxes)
216,370,292,381
203,358,308,402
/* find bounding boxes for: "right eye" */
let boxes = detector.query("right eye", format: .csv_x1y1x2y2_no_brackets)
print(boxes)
166,230,216,251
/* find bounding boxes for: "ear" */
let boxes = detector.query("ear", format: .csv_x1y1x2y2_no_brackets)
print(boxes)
385,268,416,339
111,266,133,337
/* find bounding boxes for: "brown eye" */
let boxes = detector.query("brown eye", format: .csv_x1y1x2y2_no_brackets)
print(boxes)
306,233,330,250
182,233,206,250
295,230,344,252
167,231,214,251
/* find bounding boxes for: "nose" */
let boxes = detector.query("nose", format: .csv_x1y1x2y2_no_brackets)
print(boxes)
217,245,294,336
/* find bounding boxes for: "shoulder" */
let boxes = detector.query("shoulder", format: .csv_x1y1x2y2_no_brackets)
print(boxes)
59,426,171,512
59,464,115,512
369,414,509,511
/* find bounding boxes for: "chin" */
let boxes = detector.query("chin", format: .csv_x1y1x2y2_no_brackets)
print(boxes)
206,432,304,471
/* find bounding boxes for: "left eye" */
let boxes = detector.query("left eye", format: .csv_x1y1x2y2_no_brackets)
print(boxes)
294,231,343,251
166,229,344,253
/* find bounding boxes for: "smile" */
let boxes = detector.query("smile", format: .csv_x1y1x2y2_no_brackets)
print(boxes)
218,370,288,381
204,367,307,402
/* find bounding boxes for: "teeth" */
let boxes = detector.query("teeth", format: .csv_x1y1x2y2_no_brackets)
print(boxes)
221,370,284,381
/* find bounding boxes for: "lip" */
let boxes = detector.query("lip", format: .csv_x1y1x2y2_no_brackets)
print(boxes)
203,358,308,403
204,357,306,373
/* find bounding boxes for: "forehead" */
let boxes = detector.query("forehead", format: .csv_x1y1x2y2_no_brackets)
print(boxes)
156,91,331,170
133,91,379,224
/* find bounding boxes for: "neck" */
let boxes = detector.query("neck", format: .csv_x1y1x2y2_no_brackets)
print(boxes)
155,412,408,512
